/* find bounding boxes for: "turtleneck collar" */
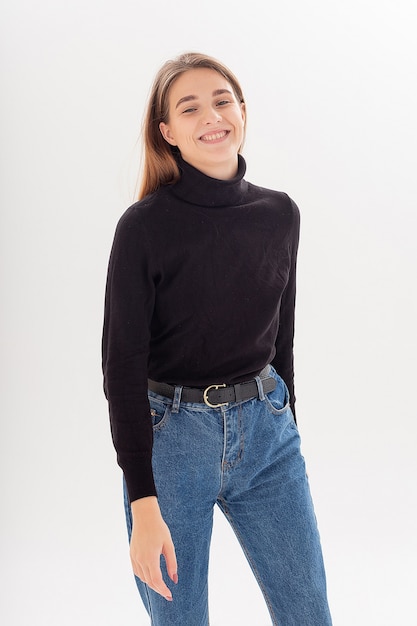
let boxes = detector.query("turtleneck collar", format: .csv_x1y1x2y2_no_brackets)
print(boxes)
169,154,248,208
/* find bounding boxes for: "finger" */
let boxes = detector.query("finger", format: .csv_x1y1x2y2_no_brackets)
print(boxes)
144,564,173,600
163,541,178,584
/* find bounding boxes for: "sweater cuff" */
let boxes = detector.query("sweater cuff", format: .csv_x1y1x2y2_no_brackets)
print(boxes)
120,458,157,503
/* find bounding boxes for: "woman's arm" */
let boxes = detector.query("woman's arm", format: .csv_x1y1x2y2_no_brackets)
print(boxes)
271,197,300,420
130,497,178,601
102,208,156,500
103,209,178,599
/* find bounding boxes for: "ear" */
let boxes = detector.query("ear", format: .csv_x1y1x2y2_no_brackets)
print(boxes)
159,122,177,146
240,102,246,126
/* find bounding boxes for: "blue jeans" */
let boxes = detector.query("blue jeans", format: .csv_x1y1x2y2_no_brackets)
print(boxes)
123,366,332,625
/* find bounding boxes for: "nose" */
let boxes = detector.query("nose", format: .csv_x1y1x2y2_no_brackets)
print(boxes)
201,106,222,124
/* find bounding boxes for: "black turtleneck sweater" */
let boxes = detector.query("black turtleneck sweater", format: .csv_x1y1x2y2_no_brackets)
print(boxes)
102,155,300,502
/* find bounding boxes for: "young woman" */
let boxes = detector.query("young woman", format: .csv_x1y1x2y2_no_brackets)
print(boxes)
102,52,332,625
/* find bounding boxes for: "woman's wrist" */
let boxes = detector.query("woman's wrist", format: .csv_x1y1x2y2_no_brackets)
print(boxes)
130,495,160,519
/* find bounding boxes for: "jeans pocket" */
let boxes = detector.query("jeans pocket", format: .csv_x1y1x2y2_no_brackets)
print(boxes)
264,374,290,416
149,395,171,431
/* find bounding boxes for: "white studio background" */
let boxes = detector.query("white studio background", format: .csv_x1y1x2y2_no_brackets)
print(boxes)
1,1,416,625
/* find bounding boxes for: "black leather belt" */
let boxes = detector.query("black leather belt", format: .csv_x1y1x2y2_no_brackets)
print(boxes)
148,366,276,408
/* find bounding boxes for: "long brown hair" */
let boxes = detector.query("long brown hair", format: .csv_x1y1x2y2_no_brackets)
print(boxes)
138,52,246,200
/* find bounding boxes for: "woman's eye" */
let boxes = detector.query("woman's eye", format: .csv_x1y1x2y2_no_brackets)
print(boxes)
183,107,197,114
217,100,230,106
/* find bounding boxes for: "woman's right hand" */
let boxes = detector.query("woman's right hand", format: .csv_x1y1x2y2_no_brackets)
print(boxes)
129,496,178,601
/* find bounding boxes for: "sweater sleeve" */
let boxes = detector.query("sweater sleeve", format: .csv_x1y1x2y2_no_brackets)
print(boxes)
271,197,300,421
102,209,157,502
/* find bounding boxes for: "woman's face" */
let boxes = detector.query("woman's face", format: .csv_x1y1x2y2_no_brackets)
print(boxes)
159,68,245,180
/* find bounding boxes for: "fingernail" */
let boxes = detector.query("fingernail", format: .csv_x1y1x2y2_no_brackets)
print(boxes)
165,595,173,602
173,573,178,584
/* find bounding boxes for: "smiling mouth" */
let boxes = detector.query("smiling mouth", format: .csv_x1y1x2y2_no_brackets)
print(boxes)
200,130,229,142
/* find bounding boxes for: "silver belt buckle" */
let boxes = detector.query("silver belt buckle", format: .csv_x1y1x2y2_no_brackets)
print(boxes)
203,383,228,408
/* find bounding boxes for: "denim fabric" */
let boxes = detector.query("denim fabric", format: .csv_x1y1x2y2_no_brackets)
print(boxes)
123,366,332,625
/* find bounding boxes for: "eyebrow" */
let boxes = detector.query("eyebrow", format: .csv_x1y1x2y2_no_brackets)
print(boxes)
175,89,233,109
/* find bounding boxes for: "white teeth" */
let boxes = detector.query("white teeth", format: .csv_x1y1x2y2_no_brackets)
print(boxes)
201,131,227,141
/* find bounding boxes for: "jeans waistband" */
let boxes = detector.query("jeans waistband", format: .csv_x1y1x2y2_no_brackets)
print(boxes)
148,366,276,409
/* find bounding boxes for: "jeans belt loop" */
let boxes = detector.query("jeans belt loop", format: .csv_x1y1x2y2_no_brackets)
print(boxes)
172,385,183,413
254,375,266,401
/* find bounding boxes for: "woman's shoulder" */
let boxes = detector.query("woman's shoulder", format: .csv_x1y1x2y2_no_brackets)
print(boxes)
246,180,300,220
116,187,171,229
